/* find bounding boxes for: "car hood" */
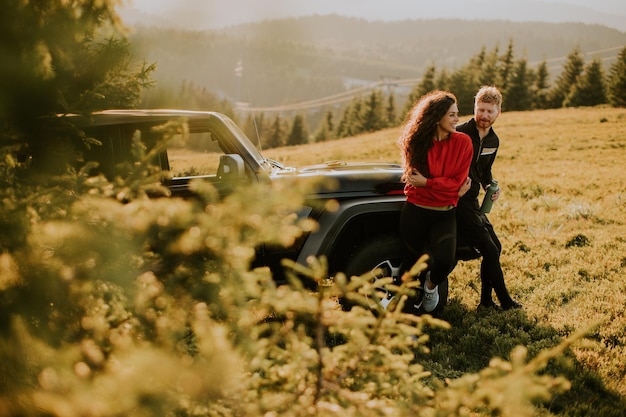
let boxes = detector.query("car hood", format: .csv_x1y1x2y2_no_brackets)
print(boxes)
272,160,405,198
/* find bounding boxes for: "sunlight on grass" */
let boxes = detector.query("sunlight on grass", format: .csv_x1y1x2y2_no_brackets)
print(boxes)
262,106,626,399
142,106,626,405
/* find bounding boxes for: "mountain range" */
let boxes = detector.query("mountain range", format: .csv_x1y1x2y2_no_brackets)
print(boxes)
128,14,626,111
120,0,626,32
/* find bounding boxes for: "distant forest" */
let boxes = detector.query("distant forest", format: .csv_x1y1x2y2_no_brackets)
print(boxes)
128,15,626,148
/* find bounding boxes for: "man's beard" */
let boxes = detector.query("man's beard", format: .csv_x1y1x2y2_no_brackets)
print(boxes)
477,119,492,128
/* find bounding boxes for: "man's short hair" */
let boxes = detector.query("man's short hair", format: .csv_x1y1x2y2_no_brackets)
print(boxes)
475,86,502,109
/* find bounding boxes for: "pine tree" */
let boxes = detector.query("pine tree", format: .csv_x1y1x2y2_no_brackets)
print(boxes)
547,47,585,108
0,0,155,179
447,69,477,116
362,90,385,132
504,58,533,111
244,113,266,146
533,61,551,110
267,115,286,148
385,93,398,127
564,57,607,107
435,69,450,95
335,106,351,139
470,46,487,69
314,111,335,142
336,98,363,138
404,65,437,113
479,46,501,86
607,46,626,107
325,110,335,136
0,2,154,126
499,40,515,91
286,114,309,146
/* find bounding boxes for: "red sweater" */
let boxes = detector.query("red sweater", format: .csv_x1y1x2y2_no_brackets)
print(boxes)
404,131,473,207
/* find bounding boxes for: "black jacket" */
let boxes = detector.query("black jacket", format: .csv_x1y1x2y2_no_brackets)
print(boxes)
456,118,499,202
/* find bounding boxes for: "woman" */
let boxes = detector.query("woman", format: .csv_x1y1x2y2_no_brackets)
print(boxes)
398,90,473,313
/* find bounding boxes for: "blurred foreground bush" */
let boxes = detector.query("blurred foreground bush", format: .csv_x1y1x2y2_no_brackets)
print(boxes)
0,143,588,416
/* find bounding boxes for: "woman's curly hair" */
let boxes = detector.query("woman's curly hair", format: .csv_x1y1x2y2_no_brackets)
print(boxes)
398,90,457,182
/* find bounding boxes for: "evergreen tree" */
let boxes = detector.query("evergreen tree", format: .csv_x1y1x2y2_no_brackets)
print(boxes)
314,110,336,142
435,69,450,94
547,47,585,108
336,98,363,138
470,46,487,69
350,99,365,135
420,65,438,94
325,109,335,136
243,114,256,142
404,65,437,114
0,0,155,180
499,40,515,91
0,2,154,128
533,61,551,110
479,46,501,86
195,86,222,110
314,124,330,143
286,114,309,146
564,57,607,107
335,107,351,139
447,69,477,116
361,90,385,132
266,115,286,148
607,46,626,107
385,93,398,127
504,58,533,111
140,83,176,109
244,113,266,146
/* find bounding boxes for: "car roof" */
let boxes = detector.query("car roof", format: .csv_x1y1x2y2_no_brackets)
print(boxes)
62,109,229,127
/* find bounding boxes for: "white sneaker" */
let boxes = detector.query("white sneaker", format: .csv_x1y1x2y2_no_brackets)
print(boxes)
422,282,439,313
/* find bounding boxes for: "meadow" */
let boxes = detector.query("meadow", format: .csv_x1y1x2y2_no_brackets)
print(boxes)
4,106,624,416
263,106,626,414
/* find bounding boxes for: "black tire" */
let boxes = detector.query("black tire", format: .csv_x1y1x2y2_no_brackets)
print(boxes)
342,234,448,314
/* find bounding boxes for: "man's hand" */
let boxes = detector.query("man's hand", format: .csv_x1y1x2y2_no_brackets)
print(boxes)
491,188,501,201
407,170,428,187
459,177,471,197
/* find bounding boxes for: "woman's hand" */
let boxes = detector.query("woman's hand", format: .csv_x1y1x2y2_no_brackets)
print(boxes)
408,170,428,187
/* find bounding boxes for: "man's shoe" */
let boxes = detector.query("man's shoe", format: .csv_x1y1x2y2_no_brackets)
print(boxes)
477,302,501,312
422,284,439,312
502,301,522,311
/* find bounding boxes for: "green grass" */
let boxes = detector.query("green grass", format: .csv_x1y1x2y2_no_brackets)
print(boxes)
264,105,626,415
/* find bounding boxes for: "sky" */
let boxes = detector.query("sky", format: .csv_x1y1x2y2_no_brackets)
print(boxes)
121,0,626,31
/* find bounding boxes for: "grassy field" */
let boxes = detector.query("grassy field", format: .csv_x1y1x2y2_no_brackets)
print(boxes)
264,106,626,414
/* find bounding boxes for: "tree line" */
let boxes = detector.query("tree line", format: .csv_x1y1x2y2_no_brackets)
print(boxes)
148,40,626,149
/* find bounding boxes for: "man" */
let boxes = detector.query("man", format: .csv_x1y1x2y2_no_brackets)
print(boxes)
455,86,521,311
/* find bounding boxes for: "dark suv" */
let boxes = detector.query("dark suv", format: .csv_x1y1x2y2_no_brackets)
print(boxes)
62,109,473,311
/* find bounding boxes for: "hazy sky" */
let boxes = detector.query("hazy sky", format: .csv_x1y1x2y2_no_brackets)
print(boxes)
123,0,626,31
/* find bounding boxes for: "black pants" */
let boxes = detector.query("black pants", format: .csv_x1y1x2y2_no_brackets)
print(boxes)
456,198,514,307
399,202,457,286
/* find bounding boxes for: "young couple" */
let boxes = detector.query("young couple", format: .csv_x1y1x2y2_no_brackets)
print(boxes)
398,86,520,313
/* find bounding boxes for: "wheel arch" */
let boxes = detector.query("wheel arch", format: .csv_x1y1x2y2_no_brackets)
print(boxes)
302,196,404,276
294,197,405,277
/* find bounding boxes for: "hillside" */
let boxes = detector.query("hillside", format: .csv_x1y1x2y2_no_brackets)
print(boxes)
120,0,626,32
129,15,626,108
